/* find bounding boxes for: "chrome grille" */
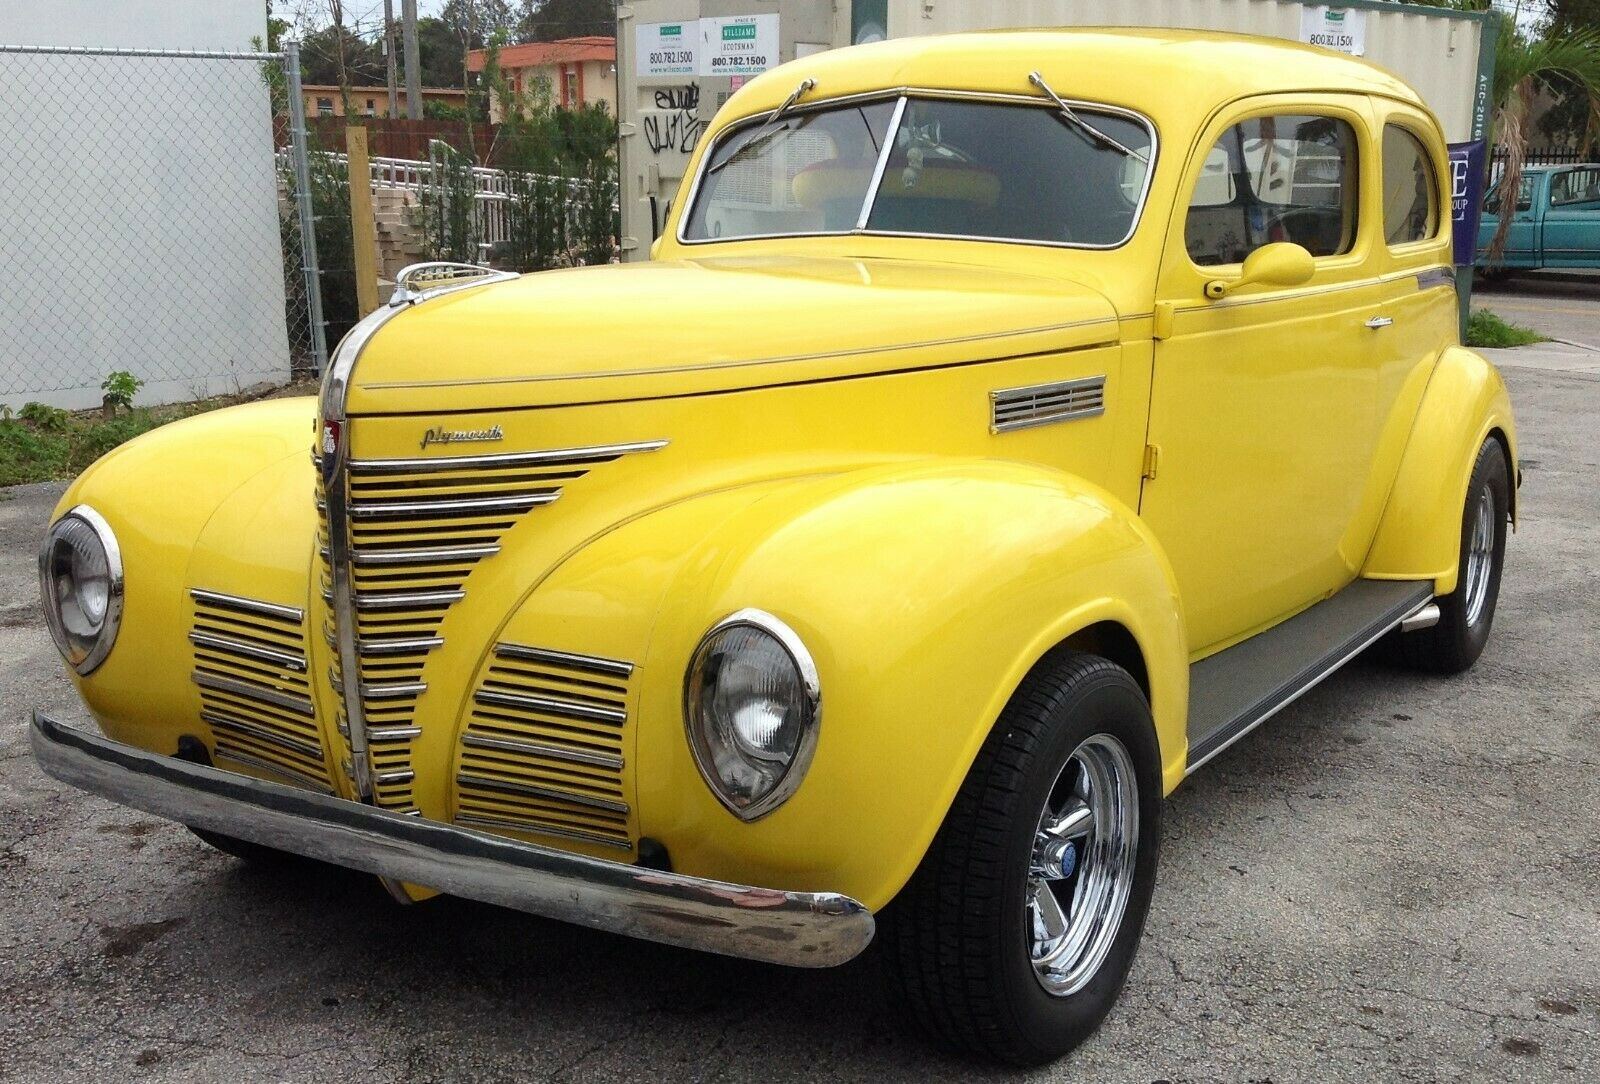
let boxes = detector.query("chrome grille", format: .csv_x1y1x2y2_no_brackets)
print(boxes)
456,642,634,852
316,438,665,814
189,589,332,793
990,375,1106,433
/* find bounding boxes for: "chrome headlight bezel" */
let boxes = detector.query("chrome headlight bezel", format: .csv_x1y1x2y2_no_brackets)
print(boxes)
38,505,124,675
684,608,821,822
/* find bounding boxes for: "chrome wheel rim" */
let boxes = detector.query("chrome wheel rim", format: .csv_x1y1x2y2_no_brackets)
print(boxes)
1026,733,1139,997
1464,482,1496,627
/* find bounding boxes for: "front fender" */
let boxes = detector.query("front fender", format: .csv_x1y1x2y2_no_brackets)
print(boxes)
47,398,317,751
1363,347,1518,593
501,459,1186,912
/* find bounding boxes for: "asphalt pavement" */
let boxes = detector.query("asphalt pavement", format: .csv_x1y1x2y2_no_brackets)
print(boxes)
1,290,1597,1081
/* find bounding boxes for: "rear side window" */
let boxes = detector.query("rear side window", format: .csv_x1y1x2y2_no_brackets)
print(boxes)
1550,166,1600,207
1185,114,1360,266
1382,126,1438,244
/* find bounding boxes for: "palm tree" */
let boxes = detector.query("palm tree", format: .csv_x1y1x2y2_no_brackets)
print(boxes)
1484,19,1600,259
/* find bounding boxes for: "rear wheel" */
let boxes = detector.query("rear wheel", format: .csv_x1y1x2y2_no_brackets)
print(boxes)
879,651,1162,1065
1391,439,1510,673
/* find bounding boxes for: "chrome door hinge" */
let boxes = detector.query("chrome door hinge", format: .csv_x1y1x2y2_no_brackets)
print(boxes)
1142,444,1160,481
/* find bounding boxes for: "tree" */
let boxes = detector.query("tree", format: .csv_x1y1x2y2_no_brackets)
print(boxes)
517,0,617,42
1485,18,1600,258
1539,0,1600,139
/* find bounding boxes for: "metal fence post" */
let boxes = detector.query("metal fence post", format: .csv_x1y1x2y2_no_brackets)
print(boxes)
285,39,330,374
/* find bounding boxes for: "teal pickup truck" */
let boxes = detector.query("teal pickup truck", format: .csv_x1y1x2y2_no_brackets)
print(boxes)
1478,163,1600,272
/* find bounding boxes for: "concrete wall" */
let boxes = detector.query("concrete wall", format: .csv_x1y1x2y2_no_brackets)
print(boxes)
0,0,291,410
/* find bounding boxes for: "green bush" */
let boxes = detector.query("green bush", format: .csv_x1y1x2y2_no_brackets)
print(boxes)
1465,308,1547,349
0,420,70,486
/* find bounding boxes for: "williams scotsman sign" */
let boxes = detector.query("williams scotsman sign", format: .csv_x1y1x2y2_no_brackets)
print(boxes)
1299,6,1368,56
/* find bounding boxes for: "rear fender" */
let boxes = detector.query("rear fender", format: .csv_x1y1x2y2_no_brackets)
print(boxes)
1364,347,1518,593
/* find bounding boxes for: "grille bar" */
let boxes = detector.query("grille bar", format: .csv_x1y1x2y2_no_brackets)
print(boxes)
353,544,501,566
349,493,558,520
189,588,304,624
494,643,634,678
463,732,624,771
474,688,627,725
457,772,629,814
189,631,308,672
192,671,314,717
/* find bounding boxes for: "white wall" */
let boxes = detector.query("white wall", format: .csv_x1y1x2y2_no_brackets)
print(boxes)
0,0,292,410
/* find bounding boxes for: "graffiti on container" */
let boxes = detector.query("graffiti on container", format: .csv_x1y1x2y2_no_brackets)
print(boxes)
644,84,705,155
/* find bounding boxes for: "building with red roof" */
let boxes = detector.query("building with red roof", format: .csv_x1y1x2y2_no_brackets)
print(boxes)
466,36,617,119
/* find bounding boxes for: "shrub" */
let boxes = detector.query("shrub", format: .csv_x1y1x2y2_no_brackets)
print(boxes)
1465,308,1547,349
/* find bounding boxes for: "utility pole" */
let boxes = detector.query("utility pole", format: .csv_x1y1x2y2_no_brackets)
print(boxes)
402,0,423,121
383,0,400,118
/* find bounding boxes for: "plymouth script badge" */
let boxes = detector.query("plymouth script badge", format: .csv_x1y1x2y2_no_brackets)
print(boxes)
420,424,505,451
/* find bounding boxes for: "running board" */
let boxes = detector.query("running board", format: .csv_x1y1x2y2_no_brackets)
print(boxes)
1185,579,1435,775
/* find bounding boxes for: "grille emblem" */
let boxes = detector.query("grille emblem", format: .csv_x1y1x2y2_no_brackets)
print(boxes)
420,424,504,451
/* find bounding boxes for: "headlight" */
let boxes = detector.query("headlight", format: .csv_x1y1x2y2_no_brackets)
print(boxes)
39,505,124,675
684,609,821,820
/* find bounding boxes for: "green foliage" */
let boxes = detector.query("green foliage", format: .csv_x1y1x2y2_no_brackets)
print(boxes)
0,418,69,487
279,132,359,350
1465,308,1548,348
424,99,471,121
420,142,483,263
18,402,70,431
101,371,144,411
518,0,617,41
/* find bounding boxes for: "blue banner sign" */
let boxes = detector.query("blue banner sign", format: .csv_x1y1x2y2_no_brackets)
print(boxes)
1448,140,1487,267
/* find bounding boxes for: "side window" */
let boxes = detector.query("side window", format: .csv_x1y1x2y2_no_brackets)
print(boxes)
1185,114,1360,267
1550,167,1600,207
1382,125,1438,245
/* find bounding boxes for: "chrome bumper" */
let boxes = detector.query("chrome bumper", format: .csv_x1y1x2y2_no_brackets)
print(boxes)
29,713,874,968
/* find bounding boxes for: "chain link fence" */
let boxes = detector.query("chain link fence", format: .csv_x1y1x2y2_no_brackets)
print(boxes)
0,43,323,411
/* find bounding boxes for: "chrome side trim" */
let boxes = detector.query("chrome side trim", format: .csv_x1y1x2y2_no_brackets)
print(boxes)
456,772,630,815
474,688,628,725
463,732,625,771
454,811,635,852
33,714,872,967
990,375,1107,434
189,632,308,672
1415,266,1456,290
349,439,669,475
189,588,303,624
495,643,635,678
191,671,315,717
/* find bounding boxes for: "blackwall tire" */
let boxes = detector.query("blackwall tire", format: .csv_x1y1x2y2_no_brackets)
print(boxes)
878,650,1162,1066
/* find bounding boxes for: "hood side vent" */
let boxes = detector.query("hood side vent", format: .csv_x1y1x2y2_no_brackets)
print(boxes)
990,375,1106,434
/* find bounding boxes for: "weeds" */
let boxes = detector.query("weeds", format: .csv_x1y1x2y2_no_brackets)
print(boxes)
1465,308,1548,348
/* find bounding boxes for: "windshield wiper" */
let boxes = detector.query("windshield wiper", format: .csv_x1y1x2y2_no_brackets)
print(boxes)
707,78,817,176
1028,71,1148,164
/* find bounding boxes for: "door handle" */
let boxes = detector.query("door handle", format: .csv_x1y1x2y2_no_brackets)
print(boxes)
1365,316,1394,329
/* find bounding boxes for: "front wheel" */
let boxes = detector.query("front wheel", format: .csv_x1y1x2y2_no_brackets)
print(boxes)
878,651,1162,1065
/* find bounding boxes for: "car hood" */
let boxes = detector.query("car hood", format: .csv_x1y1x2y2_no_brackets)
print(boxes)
346,255,1121,414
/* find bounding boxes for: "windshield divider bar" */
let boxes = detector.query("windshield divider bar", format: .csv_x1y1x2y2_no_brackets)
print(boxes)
856,96,909,232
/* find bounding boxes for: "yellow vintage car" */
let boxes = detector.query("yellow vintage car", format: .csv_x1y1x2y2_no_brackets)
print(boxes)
33,29,1516,1065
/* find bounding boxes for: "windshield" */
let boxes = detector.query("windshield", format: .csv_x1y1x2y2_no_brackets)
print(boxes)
681,95,1156,247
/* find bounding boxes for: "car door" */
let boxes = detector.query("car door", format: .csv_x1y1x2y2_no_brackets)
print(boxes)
1479,172,1541,267
1143,95,1385,657
1541,165,1600,267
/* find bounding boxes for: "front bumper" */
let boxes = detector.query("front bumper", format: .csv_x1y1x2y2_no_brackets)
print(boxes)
29,713,874,968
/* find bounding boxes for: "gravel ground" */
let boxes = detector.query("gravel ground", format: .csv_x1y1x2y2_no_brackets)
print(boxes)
1,356,1596,1082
